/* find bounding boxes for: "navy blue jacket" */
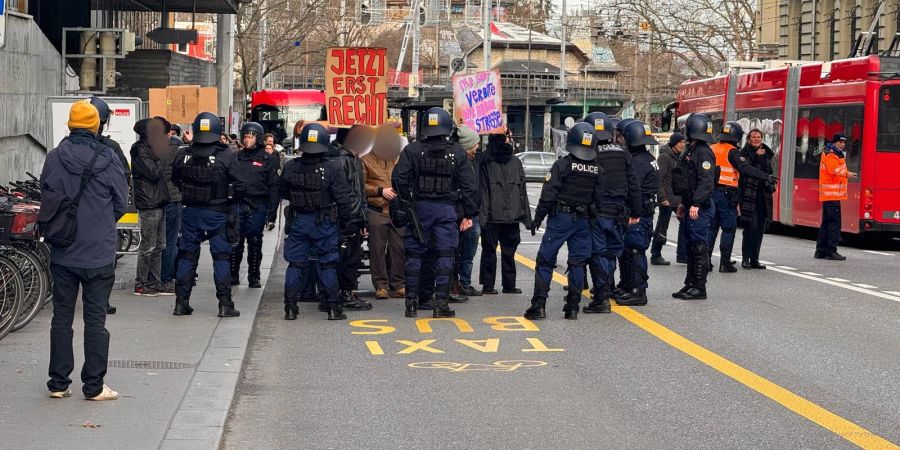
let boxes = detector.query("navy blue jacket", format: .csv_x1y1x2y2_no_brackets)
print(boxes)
41,130,129,269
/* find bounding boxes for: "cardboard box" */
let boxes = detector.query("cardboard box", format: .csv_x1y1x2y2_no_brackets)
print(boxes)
149,85,218,124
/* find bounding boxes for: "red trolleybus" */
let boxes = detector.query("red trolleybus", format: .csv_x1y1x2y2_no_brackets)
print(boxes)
670,55,900,236
249,89,326,142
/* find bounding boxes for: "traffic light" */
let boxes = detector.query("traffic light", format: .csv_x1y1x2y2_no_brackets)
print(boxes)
360,0,372,25
418,2,427,26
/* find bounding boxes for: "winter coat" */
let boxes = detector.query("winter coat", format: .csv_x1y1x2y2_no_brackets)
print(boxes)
160,143,183,203
656,143,681,206
328,143,367,225
735,142,775,222
40,130,129,269
130,140,170,210
479,143,531,225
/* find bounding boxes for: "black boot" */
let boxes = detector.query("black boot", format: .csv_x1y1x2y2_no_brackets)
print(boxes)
173,297,193,316
417,297,434,311
218,302,241,317
284,303,298,320
432,296,456,318
583,296,611,313
673,249,695,298
524,299,546,320
617,289,648,306
107,303,117,315
247,236,263,288
327,304,347,320
719,247,737,273
650,255,670,266
343,290,373,311
405,298,418,318
681,242,709,300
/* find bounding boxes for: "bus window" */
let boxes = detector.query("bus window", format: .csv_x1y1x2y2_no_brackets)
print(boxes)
735,109,783,175
878,86,900,152
795,105,865,178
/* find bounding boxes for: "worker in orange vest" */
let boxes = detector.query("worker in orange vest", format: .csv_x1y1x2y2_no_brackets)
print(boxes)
707,121,744,272
815,134,857,260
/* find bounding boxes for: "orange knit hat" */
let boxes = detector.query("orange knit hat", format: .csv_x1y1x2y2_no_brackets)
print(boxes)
67,101,100,134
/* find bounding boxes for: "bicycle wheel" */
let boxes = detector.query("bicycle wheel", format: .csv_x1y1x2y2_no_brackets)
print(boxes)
6,247,50,331
0,256,25,341
31,242,53,305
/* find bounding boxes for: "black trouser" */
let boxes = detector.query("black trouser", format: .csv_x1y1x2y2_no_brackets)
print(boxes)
48,263,115,397
650,205,675,258
338,232,364,291
418,236,438,303
816,200,842,254
741,195,768,264
479,222,522,290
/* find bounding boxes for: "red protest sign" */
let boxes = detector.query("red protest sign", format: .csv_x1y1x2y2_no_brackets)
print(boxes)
325,47,389,128
452,70,504,134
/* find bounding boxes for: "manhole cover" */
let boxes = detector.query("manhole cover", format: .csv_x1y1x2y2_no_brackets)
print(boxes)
108,360,196,370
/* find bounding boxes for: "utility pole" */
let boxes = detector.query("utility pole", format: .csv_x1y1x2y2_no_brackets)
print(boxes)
525,20,532,151
483,0,491,71
339,0,347,46
412,2,420,82
256,0,267,91
216,14,235,123
559,0,566,90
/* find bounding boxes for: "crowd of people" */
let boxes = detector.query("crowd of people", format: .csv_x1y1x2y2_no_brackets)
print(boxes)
39,98,857,399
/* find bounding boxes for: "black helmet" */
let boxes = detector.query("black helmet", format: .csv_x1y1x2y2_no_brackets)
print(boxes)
298,123,331,154
581,112,612,141
565,122,599,161
421,107,452,137
240,122,265,138
622,120,659,147
89,97,111,124
719,121,744,144
615,117,636,135
685,113,715,143
192,112,222,144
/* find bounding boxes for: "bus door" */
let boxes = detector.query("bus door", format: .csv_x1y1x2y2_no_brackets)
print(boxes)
873,84,900,227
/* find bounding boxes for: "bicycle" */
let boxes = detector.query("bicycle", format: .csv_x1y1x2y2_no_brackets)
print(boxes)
0,254,25,341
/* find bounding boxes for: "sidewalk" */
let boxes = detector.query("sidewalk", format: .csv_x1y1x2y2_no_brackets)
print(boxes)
0,231,279,450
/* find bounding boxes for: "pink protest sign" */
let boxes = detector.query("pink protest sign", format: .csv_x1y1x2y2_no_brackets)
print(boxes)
451,70,504,134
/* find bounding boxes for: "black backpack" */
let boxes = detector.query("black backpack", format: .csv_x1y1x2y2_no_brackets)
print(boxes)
37,140,103,248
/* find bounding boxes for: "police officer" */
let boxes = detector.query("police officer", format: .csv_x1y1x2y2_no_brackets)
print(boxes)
526,122,604,320
230,122,280,288
707,121,744,273
89,96,132,315
583,116,641,314
392,107,478,319
617,120,660,306
671,113,717,300
171,112,244,317
280,123,356,321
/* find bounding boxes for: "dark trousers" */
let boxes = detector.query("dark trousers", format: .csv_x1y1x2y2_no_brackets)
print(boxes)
338,232,364,291
161,202,182,283
650,206,674,258
816,200,842,254
405,201,459,302
741,195,768,263
479,222,522,290
48,263,115,397
367,209,405,292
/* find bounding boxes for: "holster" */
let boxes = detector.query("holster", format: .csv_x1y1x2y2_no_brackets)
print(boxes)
284,205,296,233
226,209,240,246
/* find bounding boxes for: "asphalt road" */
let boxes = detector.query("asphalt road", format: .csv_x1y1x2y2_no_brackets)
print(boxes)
222,184,900,449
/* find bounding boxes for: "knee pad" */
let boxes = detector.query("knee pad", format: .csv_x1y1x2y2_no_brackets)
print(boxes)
690,241,708,255
567,258,588,269
177,250,198,262
288,261,308,270
630,248,640,257
536,254,557,270
211,251,231,261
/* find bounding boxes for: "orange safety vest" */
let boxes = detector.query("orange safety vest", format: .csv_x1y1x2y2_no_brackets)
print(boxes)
710,142,739,187
819,150,849,201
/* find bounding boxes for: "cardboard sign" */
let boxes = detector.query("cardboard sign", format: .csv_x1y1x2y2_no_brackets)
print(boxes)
148,85,218,124
325,47,388,127
0,0,6,49
452,70,504,134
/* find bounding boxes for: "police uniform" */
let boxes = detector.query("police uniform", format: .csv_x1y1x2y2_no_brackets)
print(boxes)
171,112,245,317
707,121,744,273
281,123,356,321
671,114,717,300
618,120,660,306
582,116,641,314
391,108,478,319
525,122,604,320
231,122,280,288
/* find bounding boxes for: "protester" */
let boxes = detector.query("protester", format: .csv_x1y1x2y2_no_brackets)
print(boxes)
650,132,685,266
452,126,483,297
130,118,171,296
735,129,777,268
479,132,531,294
160,118,183,295
41,101,128,400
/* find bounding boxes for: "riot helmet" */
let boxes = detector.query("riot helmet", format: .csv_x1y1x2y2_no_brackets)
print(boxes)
719,121,744,144
192,112,222,144
565,122,599,161
581,112,612,141
421,107,452,138
298,123,331,154
89,97,111,126
622,120,659,147
684,113,715,143
240,121,265,148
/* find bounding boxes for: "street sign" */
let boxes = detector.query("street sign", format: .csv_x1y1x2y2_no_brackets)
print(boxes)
147,27,198,45
450,57,466,73
0,0,7,49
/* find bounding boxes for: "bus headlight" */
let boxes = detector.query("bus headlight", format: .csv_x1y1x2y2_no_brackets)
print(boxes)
864,212,872,219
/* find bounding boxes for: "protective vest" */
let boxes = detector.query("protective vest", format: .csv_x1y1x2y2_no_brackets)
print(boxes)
595,144,629,214
417,148,456,196
557,157,601,207
673,147,699,200
286,159,331,212
711,142,738,187
819,150,849,201
180,154,222,205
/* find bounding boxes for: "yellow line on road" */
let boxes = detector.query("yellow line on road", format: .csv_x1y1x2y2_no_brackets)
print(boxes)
514,252,898,450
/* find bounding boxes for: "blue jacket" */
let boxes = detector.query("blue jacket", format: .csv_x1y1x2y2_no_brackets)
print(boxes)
41,130,129,269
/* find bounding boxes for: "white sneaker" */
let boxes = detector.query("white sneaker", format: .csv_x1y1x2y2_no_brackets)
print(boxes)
49,388,72,398
85,384,118,401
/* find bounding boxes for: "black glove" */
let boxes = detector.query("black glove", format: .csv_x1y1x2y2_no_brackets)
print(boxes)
529,218,542,236
768,174,778,185
266,221,275,231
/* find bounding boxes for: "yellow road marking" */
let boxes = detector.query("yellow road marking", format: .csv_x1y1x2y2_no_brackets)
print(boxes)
514,252,898,450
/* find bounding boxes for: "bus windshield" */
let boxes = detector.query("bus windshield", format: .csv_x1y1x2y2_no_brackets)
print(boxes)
878,86,900,152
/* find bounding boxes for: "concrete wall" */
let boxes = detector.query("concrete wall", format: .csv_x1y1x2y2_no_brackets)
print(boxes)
108,49,217,100
0,135,46,185
0,11,63,176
